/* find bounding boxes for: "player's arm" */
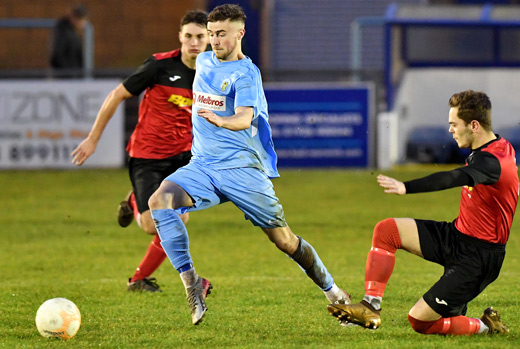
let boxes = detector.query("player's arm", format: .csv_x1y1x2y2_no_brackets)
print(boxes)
198,106,254,131
71,83,132,165
377,169,474,195
403,152,501,194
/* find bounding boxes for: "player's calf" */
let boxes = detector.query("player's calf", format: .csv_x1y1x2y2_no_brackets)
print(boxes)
408,313,494,335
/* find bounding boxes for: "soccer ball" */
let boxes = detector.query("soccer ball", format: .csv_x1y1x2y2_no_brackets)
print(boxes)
35,298,81,339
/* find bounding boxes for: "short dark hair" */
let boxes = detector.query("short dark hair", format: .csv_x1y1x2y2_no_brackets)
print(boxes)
449,90,492,131
180,10,208,29
207,4,246,23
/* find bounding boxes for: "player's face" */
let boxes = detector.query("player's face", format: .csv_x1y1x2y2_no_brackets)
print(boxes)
179,23,209,62
207,19,245,61
449,107,474,149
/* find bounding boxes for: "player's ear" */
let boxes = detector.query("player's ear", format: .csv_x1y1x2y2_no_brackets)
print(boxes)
237,28,245,40
470,120,480,131
178,31,183,42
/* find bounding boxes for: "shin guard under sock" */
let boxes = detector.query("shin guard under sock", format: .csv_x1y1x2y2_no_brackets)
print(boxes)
290,236,334,291
365,218,402,297
129,192,141,227
408,314,482,335
150,209,192,270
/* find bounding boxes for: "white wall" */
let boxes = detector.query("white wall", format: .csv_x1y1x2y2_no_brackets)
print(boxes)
393,68,520,162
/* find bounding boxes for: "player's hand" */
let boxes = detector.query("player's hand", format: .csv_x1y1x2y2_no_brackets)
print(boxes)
198,109,224,127
377,174,406,195
71,137,97,166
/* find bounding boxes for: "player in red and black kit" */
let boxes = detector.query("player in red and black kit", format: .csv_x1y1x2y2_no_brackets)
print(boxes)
328,90,518,335
72,10,212,294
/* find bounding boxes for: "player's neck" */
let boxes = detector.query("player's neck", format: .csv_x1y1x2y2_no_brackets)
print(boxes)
472,131,497,149
181,55,196,70
218,49,245,62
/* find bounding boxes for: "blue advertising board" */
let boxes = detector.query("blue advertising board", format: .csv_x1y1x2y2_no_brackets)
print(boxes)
264,84,373,168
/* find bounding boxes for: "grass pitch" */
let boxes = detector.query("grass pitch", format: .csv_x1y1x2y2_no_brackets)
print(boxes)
1,166,519,348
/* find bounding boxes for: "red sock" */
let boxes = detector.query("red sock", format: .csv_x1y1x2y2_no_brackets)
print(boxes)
129,192,139,220
408,314,481,335
130,234,167,282
365,218,402,297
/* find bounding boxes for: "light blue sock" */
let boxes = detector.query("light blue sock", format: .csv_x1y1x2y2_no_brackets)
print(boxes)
150,209,192,271
289,236,334,291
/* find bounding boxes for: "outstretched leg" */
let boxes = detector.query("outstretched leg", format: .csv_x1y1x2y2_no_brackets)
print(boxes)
262,226,349,304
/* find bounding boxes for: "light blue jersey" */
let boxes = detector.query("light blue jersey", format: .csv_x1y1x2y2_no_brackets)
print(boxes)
191,51,279,178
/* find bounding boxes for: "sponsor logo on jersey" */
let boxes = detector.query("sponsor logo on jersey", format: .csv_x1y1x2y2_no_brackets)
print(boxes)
193,91,226,111
168,94,192,108
169,75,181,82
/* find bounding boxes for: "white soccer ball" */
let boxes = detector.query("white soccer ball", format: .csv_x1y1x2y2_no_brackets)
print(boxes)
35,298,81,339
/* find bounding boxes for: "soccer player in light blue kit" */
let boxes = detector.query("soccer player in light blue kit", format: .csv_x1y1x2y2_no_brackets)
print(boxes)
149,3,349,325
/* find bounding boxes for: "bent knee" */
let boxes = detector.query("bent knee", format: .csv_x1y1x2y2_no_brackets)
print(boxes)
408,314,434,334
372,218,401,252
148,188,168,210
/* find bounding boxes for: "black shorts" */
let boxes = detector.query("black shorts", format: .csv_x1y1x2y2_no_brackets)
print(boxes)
128,151,191,213
416,219,505,318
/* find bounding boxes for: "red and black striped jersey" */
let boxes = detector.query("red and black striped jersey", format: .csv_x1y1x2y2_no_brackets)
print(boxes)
455,137,519,244
123,49,195,159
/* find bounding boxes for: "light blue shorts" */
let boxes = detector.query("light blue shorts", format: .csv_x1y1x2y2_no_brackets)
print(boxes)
164,161,287,228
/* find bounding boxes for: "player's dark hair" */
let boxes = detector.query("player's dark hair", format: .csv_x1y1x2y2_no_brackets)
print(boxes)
208,4,247,23
449,90,492,131
180,10,208,29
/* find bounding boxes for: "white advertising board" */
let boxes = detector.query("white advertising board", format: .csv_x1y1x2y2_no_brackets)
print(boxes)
0,79,123,169
393,68,520,162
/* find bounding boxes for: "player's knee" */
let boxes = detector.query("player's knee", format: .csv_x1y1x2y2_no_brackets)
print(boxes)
372,218,401,253
148,191,160,210
408,314,434,334
148,188,169,210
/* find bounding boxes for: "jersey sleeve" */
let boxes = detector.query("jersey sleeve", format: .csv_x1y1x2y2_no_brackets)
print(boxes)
122,57,158,96
234,73,258,112
404,168,474,194
404,151,502,194
458,151,501,185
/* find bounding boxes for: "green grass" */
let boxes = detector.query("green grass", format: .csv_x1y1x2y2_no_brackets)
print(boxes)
1,166,519,348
